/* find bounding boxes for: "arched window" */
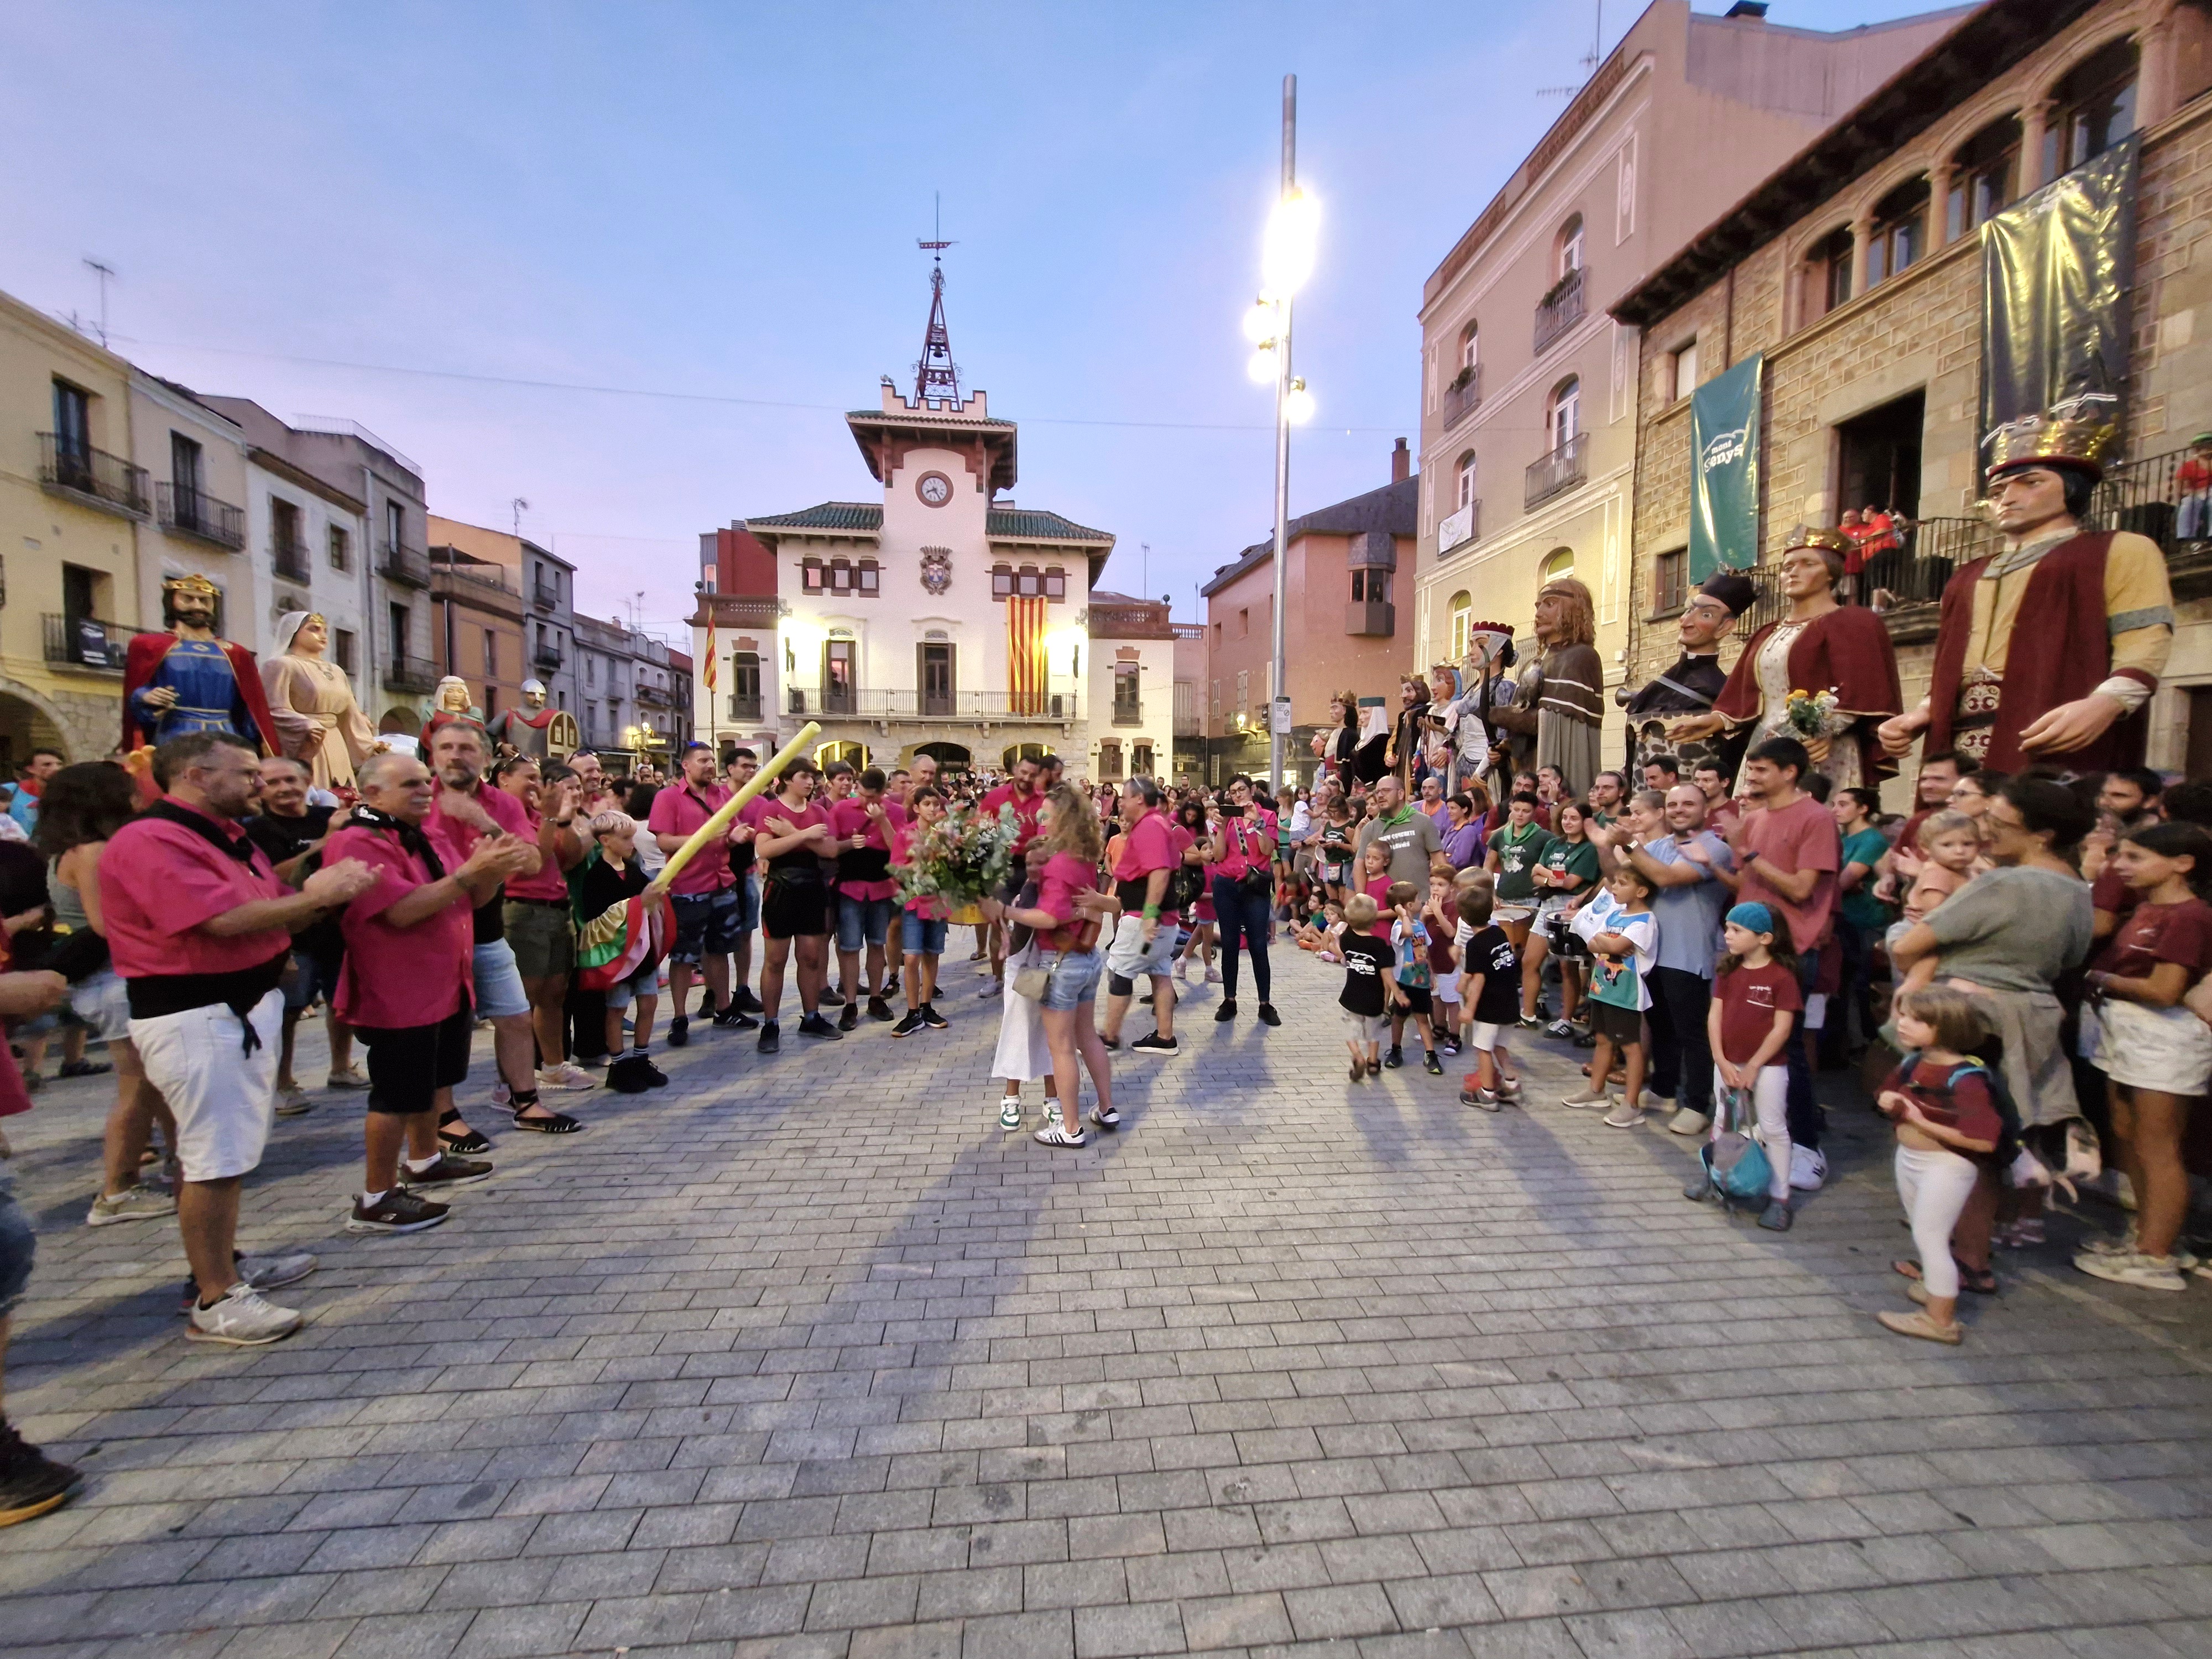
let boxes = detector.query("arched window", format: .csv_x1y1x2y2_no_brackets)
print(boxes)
1540,547,1575,582
1547,378,1581,451
1448,591,1473,660
1458,322,1478,373
1809,225,1854,317
1556,214,1585,277
1455,450,1478,509
1866,176,1931,287
1948,114,2023,238
2049,36,2138,177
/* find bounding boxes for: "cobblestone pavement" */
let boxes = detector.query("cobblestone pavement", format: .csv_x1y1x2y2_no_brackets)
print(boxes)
4,944,2211,1659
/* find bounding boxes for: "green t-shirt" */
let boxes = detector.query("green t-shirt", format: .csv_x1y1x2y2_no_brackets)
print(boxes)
1838,827,1892,932
1537,836,1601,902
1491,822,1553,902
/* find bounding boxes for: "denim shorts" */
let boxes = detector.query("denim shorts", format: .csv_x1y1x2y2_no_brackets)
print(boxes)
1040,945,1107,1010
0,1173,34,1317
837,894,896,952
669,885,743,963
901,912,948,955
471,937,533,1019
733,870,760,933
602,958,662,1011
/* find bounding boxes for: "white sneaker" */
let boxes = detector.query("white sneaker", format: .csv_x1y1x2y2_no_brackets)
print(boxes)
1602,1102,1647,1129
535,1062,596,1092
2074,1250,2188,1292
998,1096,1022,1130
1559,1089,1610,1109
186,1283,304,1346
1204,968,1222,984
1667,1108,1712,1137
237,1249,319,1291
86,1185,177,1227
1788,1146,1827,1191
274,1084,312,1118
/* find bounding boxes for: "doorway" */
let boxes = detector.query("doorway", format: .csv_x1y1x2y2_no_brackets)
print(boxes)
1836,390,1925,518
918,643,953,717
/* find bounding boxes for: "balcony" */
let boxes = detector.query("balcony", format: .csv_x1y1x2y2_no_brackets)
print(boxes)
378,540,432,588
1441,366,1482,430
786,687,1079,723
533,641,564,671
272,530,313,585
727,693,763,723
156,483,246,549
1438,499,1479,554
635,682,672,707
1533,266,1586,355
1110,697,1144,728
1346,600,1396,637
382,655,439,694
38,435,149,519
1524,432,1589,509
533,578,561,611
42,613,131,673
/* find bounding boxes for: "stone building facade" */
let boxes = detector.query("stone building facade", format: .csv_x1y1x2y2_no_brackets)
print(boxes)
1613,0,2212,791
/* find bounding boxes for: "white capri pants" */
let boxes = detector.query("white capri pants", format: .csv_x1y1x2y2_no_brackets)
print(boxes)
1713,1062,1791,1201
1893,1144,1983,1300
129,989,284,1182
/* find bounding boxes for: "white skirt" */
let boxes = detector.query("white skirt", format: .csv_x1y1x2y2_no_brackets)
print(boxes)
990,943,1051,1083
2080,995,2212,1096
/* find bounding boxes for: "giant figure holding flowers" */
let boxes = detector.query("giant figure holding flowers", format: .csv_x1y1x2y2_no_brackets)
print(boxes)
1666,525,1901,792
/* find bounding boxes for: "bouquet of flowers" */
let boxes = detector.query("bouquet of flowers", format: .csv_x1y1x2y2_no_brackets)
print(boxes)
1783,687,1847,739
893,801,1020,917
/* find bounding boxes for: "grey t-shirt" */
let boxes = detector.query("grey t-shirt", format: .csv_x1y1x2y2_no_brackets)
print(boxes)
1642,831,1735,978
1923,865,2094,993
1356,808,1444,889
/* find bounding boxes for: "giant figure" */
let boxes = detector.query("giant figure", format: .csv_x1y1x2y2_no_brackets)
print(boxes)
1618,572,1755,780
121,573,280,754
1880,400,2172,771
1488,576,1602,799
262,610,378,790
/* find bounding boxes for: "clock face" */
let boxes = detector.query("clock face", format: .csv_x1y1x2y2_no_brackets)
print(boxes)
916,471,953,507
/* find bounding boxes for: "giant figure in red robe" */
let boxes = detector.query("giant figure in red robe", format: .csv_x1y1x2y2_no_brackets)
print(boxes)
121,573,280,755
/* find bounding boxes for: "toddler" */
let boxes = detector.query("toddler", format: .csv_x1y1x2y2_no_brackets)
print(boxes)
1385,880,1441,1073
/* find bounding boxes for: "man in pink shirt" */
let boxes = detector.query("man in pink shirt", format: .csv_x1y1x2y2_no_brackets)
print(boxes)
103,732,379,1345
421,723,559,1138
327,752,534,1236
1724,735,1841,1188
647,742,748,1045
1101,775,1187,1056
826,766,906,1029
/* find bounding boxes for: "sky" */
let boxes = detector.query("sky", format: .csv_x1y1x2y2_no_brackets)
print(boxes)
0,0,1951,641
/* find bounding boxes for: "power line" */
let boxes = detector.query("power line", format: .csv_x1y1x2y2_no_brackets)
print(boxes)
107,333,1407,435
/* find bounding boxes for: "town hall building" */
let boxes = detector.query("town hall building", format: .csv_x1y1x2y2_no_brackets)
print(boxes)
691,274,1175,781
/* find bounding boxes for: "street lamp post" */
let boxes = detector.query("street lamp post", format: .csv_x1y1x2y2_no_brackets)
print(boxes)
1241,74,1317,797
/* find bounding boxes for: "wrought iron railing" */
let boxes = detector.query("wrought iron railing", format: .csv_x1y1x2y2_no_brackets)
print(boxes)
157,483,245,549
42,613,131,672
533,642,563,670
1111,698,1144,728
378,541,432,587
272,531,312,584
786,687,1078,721
382,655,439,693
533,580,561,610
1533,266,1586,355
38,435,149,518
1441,366,1482,429
727,693,763,722
1524,432,1588,509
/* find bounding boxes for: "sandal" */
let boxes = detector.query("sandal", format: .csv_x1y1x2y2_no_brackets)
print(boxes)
437,1109,493,1156
1892,1259,1998,1295
512,1106,584,1135
59,1058,112,1078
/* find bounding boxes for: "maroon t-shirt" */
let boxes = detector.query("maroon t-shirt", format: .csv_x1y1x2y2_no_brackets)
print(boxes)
1714,961,1802,1066
1737,795,1840,956
1884,1056,2006,1161
2093,896,2212,985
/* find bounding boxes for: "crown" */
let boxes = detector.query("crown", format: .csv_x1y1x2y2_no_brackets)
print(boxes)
1783,524,1854,556
1465,620,1515,636
161,572,221,598
1983,393,2121,481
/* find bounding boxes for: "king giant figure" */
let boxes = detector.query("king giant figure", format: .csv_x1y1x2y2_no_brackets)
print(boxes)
1880,398,2173,771
122,573,280,755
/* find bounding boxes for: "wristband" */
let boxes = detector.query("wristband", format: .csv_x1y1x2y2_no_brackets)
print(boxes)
1142,904,1161,920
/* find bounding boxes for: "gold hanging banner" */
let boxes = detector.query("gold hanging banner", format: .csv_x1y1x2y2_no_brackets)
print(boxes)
646,721,820,896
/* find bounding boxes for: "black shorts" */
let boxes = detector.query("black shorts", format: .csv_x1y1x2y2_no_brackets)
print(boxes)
1589,999,1643,1045
1395,985,1433,1017
356,1004,474,1115
762,875,830,941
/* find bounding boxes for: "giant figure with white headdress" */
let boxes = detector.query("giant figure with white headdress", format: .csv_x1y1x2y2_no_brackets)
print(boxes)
262,610,379,790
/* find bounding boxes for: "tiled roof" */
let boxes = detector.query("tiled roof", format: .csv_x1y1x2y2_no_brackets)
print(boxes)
847,409,1016,429
743,502,883,533
987,507,1112,544
1202,476,1419,597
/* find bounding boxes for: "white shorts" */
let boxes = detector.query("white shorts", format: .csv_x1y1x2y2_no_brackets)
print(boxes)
129,989,284,1182
1105,912,1179,983
1434,975,1461,1005
1341,1010,1387,1044
2081,997,2212,1095
1468,1021,1504,1052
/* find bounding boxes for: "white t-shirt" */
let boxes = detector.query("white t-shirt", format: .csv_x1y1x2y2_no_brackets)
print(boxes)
1576,903,1657,1012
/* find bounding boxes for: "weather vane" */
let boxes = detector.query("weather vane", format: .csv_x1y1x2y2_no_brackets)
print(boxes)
914,191,961,402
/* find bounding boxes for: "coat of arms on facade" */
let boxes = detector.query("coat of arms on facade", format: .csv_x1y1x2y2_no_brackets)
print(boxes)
919,547,952,595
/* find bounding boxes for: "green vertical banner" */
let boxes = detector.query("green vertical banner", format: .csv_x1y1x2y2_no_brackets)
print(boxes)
1688,352,1762,581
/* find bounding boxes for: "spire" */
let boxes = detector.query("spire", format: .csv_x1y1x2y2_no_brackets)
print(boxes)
915,194,960,403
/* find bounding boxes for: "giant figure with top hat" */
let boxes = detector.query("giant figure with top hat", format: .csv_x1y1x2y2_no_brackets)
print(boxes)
1879,394,2174,770
121,573,280,755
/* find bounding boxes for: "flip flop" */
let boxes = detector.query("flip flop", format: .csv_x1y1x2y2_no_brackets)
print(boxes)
1892,1259,1997,1295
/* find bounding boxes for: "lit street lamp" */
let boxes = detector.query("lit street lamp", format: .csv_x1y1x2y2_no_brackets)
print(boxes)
1241,74,1317,794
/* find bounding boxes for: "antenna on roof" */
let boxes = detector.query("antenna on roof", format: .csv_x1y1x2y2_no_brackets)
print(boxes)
511,497,529,536
1538,0,1603,96
914,192,961,402
81,257,116,347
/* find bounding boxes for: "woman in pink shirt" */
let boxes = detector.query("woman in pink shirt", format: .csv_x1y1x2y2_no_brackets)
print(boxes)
1005,784,1117,1147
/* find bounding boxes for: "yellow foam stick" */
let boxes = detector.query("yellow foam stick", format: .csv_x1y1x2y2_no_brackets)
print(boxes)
647,721,821,895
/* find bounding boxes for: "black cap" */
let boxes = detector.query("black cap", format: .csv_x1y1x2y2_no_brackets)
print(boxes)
1699,572,1757,617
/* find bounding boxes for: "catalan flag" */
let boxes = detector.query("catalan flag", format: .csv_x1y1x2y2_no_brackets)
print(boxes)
702,617,718,692
1006,593,1048,715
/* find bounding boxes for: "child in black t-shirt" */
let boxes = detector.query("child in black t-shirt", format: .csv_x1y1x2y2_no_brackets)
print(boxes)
1455,885,1523,1110
1337,893,1394,1081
